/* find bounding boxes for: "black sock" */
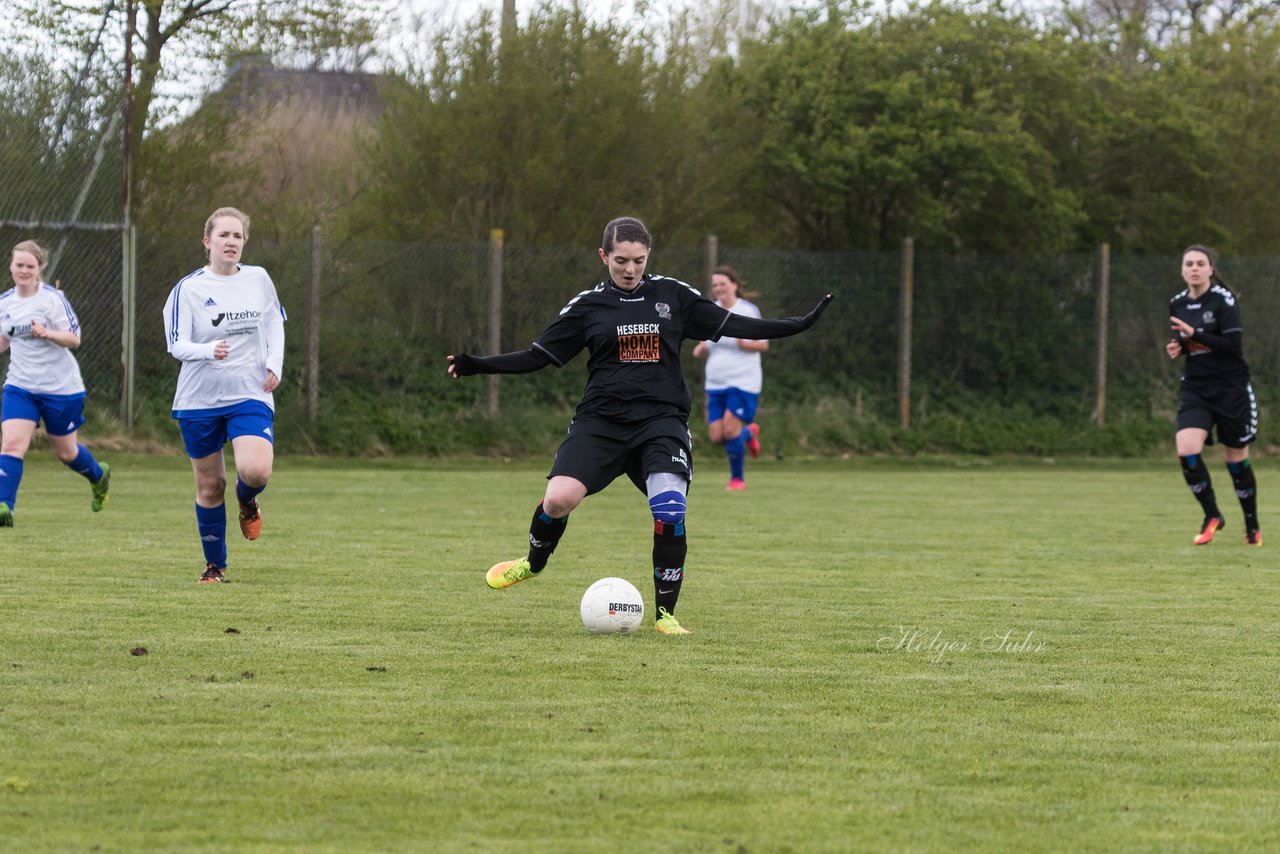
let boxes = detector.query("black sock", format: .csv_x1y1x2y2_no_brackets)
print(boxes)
527,503,567,572
1180,454,1222,519
652,520,686,617
1227,459,1259,532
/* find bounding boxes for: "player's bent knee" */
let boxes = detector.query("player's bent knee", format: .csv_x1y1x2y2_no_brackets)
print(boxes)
649,490,687,526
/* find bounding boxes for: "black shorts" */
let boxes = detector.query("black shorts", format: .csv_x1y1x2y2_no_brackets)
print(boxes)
548,414,693,495
1176,379,1258,448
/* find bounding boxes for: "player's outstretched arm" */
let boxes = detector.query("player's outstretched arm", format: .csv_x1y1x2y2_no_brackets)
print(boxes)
719,293,834,340
447,347,553,378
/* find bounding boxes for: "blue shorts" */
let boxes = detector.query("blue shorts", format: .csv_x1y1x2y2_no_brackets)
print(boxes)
175,400,275,459
706,388,759,426
1,385,86,436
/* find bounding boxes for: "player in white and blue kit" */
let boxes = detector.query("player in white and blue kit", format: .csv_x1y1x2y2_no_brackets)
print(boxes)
0,240,111,527
163,208,286,582
692,266,767,490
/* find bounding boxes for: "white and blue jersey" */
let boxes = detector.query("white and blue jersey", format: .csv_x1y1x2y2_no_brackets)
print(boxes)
702,298,763,394
163,265,286,417
0,283,85,395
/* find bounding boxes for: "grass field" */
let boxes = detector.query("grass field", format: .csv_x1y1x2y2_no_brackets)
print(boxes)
2,452,1278,851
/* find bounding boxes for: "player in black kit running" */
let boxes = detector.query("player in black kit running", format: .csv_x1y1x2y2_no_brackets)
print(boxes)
447,216,833,634
1166,244,1261,546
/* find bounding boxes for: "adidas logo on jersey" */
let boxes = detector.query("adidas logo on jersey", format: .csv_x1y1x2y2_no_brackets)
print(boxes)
204,297,217,306
264,427,273,437
66,421,75,430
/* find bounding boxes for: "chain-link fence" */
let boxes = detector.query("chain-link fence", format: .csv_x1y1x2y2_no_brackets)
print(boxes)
100,231,1280,455
1,39,128,422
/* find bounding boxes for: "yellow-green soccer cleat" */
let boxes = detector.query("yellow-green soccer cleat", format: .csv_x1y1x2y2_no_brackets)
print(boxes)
91,462,111,512
655,607,691,635
486,557,536,589
0,501,12,528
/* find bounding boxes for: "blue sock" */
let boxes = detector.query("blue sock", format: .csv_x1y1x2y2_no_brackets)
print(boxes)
0,454,24,507
725,433,746,480
196,503,228,568
235,478,265,507
64,444,103,482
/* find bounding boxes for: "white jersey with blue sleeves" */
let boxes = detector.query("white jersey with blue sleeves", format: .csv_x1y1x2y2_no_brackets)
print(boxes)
163,265,287,415
0,283,86,395
703,298,764,393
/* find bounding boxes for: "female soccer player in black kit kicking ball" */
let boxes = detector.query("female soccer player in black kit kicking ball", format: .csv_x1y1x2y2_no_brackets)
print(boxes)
447,216,833,635
1167,244,1261,546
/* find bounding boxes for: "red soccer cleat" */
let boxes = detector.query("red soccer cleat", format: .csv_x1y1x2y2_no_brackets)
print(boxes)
1193,515,1226,545
745,423,761,459
726,478,746,491
1246,529,1263,547
238,500,262,541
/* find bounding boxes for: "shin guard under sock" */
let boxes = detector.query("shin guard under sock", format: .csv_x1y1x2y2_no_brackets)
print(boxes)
653,519,686,616
64,444,103,482
724,433,746,481
527,503,568,572
1227,459,1259,532
196,503,228,568
0,454,24,508
235,477,266,507
1180,454,1222,519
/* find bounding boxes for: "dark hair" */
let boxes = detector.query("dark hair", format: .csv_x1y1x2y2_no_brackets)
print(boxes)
713,265,743,298
1182,244,1231,291
601,217,651,253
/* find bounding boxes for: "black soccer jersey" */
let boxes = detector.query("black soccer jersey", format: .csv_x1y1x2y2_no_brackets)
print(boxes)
1169,284,1249,382
532,274,730,421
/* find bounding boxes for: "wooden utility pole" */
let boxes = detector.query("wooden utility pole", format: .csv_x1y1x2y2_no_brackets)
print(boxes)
1091,243,1111,426
308,225,322,421
489,229,504,417
897,237,915,430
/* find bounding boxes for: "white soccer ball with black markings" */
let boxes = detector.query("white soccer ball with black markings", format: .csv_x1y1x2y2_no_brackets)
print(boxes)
580,577,645,634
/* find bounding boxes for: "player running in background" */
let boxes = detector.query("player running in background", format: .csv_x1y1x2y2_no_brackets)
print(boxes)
0,240,111,527
447,216,832,635
163,207,286,582
692,265,767,491
1166,244,1261,546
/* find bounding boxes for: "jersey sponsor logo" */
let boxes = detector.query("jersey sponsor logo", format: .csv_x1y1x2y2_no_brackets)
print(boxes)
619,296,645,302
655,302,671,319
212,309,261,327
5,322,32,338
616,323,659,335
618,331,659,362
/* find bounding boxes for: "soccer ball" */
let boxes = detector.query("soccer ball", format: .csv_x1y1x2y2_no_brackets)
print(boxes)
580,577,645,634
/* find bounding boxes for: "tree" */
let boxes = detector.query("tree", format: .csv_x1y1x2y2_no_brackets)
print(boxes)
357,2,752,246
734,2,1102,252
